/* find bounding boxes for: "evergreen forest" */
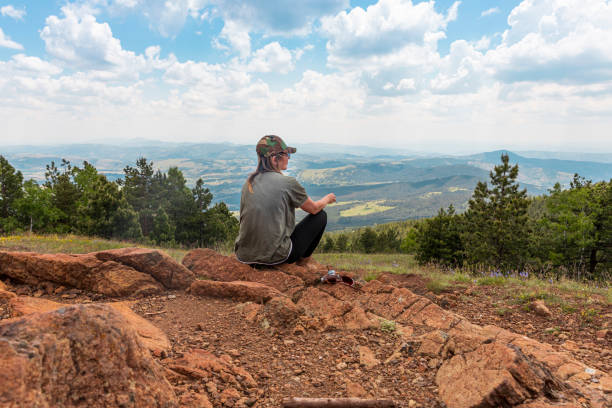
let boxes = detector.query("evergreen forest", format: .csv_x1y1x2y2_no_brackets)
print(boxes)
1,153,610,281
0,156,238,248
318,154,611,282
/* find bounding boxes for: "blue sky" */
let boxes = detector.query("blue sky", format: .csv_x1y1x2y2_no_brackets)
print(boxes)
1,0,611,153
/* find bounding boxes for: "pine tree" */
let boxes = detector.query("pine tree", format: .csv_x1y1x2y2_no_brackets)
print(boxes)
335,233,349,252
14,180,60,233
111,204,143,240
463,154,529,269
359,227,377,253
165,167,198,244
44,159,80,232
415,205,464,266
321,236,335,252
0,155,24,230
536,176,611,278
152,207,174,245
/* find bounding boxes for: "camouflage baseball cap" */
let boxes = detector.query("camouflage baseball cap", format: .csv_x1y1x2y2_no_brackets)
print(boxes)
256,135,297,158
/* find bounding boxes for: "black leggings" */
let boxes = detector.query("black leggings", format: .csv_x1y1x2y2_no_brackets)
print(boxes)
286,210,327,263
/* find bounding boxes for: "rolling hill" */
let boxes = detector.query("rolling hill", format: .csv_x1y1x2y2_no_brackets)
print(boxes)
2,142,610,230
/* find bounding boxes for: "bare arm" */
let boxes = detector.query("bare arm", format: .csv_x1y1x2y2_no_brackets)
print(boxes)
300,193,336,214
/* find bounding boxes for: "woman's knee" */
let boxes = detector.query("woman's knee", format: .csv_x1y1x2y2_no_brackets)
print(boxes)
317,209,327,225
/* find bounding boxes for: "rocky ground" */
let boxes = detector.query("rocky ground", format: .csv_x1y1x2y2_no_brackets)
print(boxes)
0,247,610,408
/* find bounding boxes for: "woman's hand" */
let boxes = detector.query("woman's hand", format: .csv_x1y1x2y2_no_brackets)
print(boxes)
324,193,336,205
300,193,336,214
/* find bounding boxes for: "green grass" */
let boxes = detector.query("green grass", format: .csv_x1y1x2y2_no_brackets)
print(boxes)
476,276,507,286
314,253,418,274
315,252,610,305
379,319,397,333
0,234,189,263
495,307,511,316
427,279,450,294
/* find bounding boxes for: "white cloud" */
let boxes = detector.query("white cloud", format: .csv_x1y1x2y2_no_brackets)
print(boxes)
40,5,146,80
0,27,22,49
487,0,612,83
4,54,63,76
82,0,208,37
94,0,346,38
474,36,491,51
248,42,293,73
278,70,365,114
294,44,314,61
212,0,348,36
1,5,26,20
481,7,500,17
322,0,459,63
320,0,460,95
214,20,251,58
431,40,485,93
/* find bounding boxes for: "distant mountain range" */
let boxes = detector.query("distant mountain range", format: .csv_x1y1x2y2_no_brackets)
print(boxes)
3,141,611,230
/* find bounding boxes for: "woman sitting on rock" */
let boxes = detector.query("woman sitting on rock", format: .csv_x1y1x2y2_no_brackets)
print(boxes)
234,135,336,266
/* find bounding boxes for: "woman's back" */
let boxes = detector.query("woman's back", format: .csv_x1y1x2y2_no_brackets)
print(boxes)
234,171,307,264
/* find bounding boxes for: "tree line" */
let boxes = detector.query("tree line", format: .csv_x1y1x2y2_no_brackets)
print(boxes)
0,156,238,248
318,154,611,281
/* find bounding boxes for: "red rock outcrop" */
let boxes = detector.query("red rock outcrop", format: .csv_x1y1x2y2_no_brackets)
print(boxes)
0,304,177,407
94,247,194,289
190,280,283,303
1,295,170,354
352,278,611,408
183,248,306,292
164,348,257,407
0,248,194,296
183,248,254,281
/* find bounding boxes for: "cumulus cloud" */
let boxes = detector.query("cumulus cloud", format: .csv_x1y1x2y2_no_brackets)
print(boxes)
40,5,146,79
248,42,293,73
214,20,251,58
213,0,348,35
89,0,346,38
0,27,22,49
320,0,460,95
486,0,612,83
322,0,459,62
1,5,26,20
78,0,208,37
430,40,485,93
481,7,500,17
278,70,365,114
3,54,63,76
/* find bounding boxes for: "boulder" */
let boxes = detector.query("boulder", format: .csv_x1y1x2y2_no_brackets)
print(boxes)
106,301,172,354
0,304,177,407
296,287,376,331
94,248,194,289
273,262,321,283
263,296,303,327
358,346,380,369
436,342,560,408
182,248,253,281
0,251,163,297
247,268,305,293
164,349,257,399
4,296,170,354
190,280,282,303
531,300,553,318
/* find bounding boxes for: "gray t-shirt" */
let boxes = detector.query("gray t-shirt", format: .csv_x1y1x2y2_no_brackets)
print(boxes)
234,171,308,264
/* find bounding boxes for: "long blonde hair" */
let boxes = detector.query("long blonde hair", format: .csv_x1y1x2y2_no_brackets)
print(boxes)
246,154,282,193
